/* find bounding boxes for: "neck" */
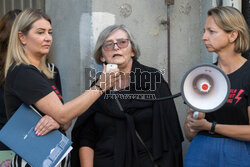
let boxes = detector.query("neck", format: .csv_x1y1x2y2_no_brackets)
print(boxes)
118,59,133,73
26,53,42,69
217,51,246,74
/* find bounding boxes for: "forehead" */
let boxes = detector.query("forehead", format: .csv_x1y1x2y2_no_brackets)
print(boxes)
204,16,219,28
105,29,128,41
31,18,52,30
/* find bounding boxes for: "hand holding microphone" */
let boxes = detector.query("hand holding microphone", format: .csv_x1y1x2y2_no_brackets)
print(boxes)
95,64,120,92
106,64,118,72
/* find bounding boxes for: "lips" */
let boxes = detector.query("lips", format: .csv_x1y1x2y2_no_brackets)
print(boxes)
204,44,211,47
113,54,122,57
43,45,51,48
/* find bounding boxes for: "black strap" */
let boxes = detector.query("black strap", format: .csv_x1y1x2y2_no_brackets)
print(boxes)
209,122,217,134
135,130,158,167
113,93,159,167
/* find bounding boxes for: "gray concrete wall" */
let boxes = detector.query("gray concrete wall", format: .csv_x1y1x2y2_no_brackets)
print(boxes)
92,0,169,76
45,0,217,157
46,0,92,101
201,0,218,64
169,0,202,156
46,0,93,138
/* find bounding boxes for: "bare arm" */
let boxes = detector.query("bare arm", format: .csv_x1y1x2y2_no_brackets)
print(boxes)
184,108,205,141
79,147,94,167
184,115,198,142
60,120,72,131
35,87,101,124
212,106,250,141
35,66,120,134
188,106,250,141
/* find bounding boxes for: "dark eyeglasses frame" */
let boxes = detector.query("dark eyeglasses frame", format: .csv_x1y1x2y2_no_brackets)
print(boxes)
102,39,130,51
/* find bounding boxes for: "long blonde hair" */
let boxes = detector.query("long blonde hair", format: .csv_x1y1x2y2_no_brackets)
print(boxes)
4,8,53,79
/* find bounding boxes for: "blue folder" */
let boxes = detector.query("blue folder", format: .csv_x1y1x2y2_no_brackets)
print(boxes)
0,104,72,167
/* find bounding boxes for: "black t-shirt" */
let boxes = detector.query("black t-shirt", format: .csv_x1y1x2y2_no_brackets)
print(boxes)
1,64,62,150
0,88,9,150
0,88,6,128
4,63,63,119
201,60,250,136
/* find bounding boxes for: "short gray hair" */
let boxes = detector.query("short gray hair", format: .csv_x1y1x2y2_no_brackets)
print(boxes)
93,24,140,64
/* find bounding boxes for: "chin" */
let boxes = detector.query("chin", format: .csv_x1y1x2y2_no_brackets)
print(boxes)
206,48,215,52
38,53,49,57
41,50,50,55
112,60,125,65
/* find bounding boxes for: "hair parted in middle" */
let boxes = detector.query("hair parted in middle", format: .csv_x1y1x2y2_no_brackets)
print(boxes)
4,8,53,79
93,24,141,64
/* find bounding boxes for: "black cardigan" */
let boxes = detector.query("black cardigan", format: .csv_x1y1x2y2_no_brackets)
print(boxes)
71,60,184,167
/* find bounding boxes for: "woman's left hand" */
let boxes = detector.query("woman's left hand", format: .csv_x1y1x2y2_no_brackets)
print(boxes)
34,115,60,136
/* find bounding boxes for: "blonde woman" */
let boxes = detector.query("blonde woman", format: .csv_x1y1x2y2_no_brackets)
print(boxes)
184,6,250,167
4,8,119,167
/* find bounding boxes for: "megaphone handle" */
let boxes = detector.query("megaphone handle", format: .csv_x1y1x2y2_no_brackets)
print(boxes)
193,111,199,119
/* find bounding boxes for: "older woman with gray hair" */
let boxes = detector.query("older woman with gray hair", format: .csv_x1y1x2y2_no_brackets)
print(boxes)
71,24,183,167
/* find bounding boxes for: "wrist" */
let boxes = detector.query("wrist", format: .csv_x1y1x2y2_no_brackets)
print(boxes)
209,122,217,134
94,84,104,95
59,124,65,131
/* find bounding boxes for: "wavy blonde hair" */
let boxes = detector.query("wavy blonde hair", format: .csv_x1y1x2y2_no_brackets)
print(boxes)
4,8,53,79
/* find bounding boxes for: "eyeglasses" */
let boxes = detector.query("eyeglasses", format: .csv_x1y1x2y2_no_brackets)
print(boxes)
102,39,130,51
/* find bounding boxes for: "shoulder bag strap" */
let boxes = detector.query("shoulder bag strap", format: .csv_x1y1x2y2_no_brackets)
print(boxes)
114,95,159,167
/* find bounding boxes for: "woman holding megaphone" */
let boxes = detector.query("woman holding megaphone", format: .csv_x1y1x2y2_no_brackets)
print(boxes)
184,6,250,167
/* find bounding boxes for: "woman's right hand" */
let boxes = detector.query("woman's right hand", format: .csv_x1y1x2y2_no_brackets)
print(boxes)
95,63,120,92
184,107,206,141
186,108,199,133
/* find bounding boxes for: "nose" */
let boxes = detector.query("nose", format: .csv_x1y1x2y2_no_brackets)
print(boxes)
202,32,207,41
113,42,119,50
45,33,52,41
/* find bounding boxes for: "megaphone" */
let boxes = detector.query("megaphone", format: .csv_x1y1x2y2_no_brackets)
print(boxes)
181,64,230,114
135,63,231,115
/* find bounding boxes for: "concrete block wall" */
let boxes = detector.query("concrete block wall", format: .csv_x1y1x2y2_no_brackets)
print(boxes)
46,0,217,156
